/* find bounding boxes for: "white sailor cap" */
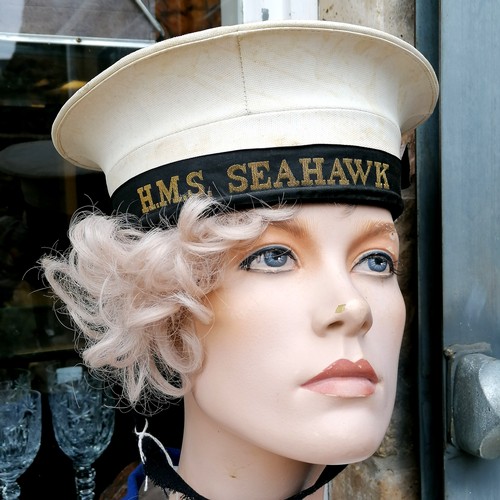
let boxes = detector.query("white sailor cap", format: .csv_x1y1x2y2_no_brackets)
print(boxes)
51,20,438,224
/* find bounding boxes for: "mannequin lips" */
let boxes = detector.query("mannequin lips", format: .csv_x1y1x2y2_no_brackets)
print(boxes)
301,359,379,398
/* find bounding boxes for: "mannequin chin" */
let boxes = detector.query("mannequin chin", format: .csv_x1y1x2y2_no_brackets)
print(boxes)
178,203,406,499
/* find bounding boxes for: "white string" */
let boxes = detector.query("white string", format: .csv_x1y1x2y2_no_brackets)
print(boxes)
135,419,175,492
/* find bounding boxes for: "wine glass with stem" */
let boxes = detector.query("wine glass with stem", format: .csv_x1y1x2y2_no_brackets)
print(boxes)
47,366,115,500
0,368,31,393
0,389,42,499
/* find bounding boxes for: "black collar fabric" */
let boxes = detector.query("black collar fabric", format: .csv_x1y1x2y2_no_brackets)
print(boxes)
141,433,347,500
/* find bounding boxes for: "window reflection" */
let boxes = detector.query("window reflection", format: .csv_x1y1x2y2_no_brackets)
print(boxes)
0,0,221,356
0,40,141,357
0,1,221,497
1,0,159,39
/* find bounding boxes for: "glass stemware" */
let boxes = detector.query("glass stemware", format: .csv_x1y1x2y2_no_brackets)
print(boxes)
0,368,31,393
48,366,115,500
0,390,42,500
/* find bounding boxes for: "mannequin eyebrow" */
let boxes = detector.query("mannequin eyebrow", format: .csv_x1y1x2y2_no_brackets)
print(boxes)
356,220,397,241
266,218,397,246
268,219,311,240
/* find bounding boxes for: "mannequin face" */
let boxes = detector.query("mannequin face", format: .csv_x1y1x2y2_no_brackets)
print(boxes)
189,204,406,465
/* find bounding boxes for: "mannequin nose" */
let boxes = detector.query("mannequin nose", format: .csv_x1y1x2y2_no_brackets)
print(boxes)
313,269,374,337
330,297,373,337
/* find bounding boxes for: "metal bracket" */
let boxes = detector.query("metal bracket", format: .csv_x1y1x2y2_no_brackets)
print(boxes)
444,342,500,459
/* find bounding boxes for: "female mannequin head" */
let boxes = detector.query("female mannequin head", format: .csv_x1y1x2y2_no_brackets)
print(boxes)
185,202,406,463
43,20,438,499
43,199,404,498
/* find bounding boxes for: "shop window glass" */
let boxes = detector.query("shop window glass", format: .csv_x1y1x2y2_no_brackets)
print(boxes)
0,1,220,497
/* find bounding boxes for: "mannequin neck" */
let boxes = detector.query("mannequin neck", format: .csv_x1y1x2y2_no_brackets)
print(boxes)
177,392,326,500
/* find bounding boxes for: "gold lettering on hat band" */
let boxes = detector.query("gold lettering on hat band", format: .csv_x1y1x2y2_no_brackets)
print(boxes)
300,158,327,186
113,145,403,224
137,171,207,214
273,160,300,188
224,156,386,197
136,155,391,215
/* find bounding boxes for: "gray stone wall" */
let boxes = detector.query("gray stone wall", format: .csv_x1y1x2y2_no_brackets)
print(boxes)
319,1,420,498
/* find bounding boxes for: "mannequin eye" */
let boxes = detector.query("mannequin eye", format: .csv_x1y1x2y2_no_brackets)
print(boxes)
354,251,398,276
240,246,297,272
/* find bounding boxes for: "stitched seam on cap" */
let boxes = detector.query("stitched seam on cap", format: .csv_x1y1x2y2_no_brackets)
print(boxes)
236,34,249,115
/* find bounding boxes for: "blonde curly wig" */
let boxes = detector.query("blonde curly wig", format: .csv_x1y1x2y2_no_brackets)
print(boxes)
42,196,295,408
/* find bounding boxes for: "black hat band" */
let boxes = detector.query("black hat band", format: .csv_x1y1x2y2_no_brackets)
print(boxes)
112,144,403,225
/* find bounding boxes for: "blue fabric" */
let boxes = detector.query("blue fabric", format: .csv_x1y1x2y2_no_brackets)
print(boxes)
123,463,145,500
122,448,181,500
